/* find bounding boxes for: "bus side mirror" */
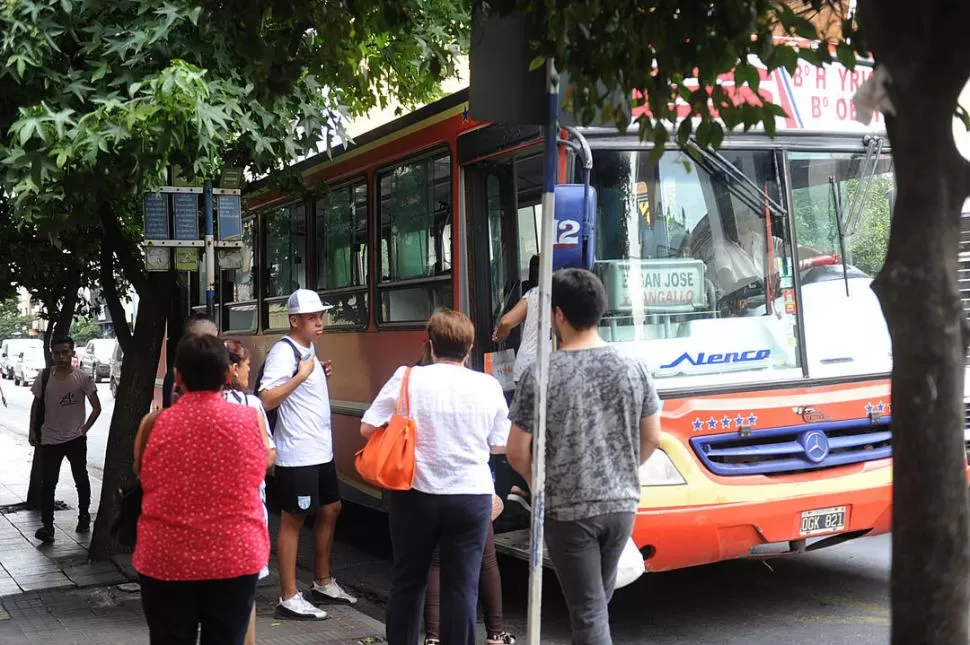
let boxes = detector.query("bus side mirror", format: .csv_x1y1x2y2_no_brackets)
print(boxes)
553,184,598,271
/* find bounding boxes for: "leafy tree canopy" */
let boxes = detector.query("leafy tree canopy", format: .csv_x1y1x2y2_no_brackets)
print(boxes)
0,0,470,231
494,0,864,147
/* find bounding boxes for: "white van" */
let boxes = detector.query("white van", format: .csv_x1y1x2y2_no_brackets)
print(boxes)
0,338,44,380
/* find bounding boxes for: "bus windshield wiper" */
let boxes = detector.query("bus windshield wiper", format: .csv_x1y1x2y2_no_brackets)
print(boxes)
685,139,788,216
829,176,851,297
842,136,884,236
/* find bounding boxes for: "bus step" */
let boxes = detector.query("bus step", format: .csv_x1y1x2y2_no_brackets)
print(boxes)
494,528,554,567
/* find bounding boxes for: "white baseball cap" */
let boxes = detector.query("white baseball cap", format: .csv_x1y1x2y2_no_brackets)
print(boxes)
287,289,333,315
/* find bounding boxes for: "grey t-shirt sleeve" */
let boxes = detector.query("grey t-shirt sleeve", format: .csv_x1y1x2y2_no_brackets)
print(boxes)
508,367,537,434
639,361,661,418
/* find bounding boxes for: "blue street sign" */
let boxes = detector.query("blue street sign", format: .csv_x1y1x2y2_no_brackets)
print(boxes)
143,193,170,240
173,193,200,240
217,194,242,240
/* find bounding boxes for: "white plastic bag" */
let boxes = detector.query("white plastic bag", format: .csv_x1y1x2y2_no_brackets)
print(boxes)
613,537,645,589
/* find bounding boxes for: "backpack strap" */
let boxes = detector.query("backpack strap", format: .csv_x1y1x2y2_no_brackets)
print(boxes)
279,337,304,377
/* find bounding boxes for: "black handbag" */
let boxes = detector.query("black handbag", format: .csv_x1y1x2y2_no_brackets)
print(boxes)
110,482,142,548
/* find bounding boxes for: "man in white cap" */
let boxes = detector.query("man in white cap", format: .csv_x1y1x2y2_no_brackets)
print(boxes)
259,289,357,620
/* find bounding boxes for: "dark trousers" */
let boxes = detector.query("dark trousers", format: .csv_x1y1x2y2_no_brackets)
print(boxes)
40,436,90,528
425,522,503,639
545,512,636,645
140,574,258,645
386,490,492,645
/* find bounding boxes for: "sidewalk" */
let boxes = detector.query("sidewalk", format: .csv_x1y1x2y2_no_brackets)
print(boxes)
0,424,388,644
0,427,124,596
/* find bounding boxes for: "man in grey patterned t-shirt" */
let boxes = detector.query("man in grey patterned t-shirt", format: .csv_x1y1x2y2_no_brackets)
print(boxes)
508,268,661,645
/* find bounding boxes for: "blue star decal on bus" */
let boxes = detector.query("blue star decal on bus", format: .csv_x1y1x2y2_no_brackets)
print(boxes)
865,402,874,414
461,106,470,122
877,402,886,413
707,417,718,430
722,416,732,429
692,418,703,432
735,414,745,427
746,413,758,426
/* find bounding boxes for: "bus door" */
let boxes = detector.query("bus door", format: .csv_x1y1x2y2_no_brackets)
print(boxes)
464,159,521,380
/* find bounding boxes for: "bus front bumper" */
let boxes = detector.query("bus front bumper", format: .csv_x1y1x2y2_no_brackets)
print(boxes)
633,481,893,572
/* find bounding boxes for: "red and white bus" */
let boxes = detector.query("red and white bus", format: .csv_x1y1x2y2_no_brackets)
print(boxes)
203,57,962,572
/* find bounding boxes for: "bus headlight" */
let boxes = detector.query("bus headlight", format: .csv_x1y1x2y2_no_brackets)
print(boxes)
639,449,686,486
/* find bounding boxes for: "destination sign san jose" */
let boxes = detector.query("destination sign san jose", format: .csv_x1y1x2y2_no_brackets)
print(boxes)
600,259,708,311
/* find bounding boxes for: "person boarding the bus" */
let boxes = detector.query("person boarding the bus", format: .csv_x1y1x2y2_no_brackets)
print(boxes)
507,269,662,645
30,335,102,543
258,289,356,620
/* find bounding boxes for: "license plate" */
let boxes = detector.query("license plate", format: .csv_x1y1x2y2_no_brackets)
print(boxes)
800,506,846,536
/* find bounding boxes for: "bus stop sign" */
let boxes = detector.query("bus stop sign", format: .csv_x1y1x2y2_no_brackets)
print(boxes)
552,184,597,271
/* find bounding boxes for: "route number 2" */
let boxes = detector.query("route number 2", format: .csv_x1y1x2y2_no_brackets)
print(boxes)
556,219,580,246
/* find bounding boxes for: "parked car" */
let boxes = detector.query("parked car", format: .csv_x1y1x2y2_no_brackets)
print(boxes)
79,338,115,383
0,338,43,380
109,341,123,397
13,346,46,386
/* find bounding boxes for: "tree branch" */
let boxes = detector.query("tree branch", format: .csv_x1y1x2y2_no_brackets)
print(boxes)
100,206,148,296
100,242,133,354
51,266,81,339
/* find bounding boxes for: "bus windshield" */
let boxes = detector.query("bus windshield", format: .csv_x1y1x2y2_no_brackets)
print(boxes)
790,150,894,378
589,145,893,387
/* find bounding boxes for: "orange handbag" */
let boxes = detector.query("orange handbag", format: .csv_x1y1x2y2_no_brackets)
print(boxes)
355,367,416,490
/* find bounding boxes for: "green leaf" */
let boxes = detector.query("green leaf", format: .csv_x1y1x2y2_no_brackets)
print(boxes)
836,42,857,69
765,102,788,118
696,119,712,149
763,111,777,138
529,56,546,72
677,117,693,147
791,17,818,40
709,121,724,149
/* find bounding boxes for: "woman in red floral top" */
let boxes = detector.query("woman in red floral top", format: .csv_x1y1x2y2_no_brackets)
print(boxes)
134,334,270,645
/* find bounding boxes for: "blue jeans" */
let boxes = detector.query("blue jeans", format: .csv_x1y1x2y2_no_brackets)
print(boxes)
385,490,492,645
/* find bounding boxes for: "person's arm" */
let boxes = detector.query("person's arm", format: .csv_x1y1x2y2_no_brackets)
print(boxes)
492,297,529,343
259,351,315,411
132,411,161,476
360,422,379,439
505,369,536,485
488,379,511,454
360,367,407,438
639,413,661,464
639,364,662,464
28,373,43,446
257,412,276,469
506,425,533,486
82,380,102,434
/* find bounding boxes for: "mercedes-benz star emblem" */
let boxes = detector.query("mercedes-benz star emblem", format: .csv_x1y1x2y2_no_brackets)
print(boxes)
800,430,830,464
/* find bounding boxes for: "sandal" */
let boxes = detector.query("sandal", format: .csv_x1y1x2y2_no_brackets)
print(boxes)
487,632,516,644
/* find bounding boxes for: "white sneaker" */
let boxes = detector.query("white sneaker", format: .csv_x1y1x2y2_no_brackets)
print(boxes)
311,578,358,604
275,593,330,621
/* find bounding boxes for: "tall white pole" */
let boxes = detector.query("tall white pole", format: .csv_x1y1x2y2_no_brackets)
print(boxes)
525,58,559,645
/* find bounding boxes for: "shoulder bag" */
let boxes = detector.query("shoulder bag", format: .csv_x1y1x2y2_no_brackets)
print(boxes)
355,367,416,491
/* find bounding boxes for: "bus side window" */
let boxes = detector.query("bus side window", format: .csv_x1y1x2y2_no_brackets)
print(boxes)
376,151,454,324
316,180,370,329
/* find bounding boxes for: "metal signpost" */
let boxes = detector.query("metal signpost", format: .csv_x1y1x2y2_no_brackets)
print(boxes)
524,59,560,645
141,174,244,319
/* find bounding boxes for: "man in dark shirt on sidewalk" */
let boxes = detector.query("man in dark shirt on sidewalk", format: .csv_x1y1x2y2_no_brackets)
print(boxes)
507,268,662,645
30,335,102,543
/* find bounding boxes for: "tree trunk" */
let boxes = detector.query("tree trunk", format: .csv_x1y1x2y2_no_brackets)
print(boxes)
857,3,970,640
88,271,172,560
24,447,43,510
